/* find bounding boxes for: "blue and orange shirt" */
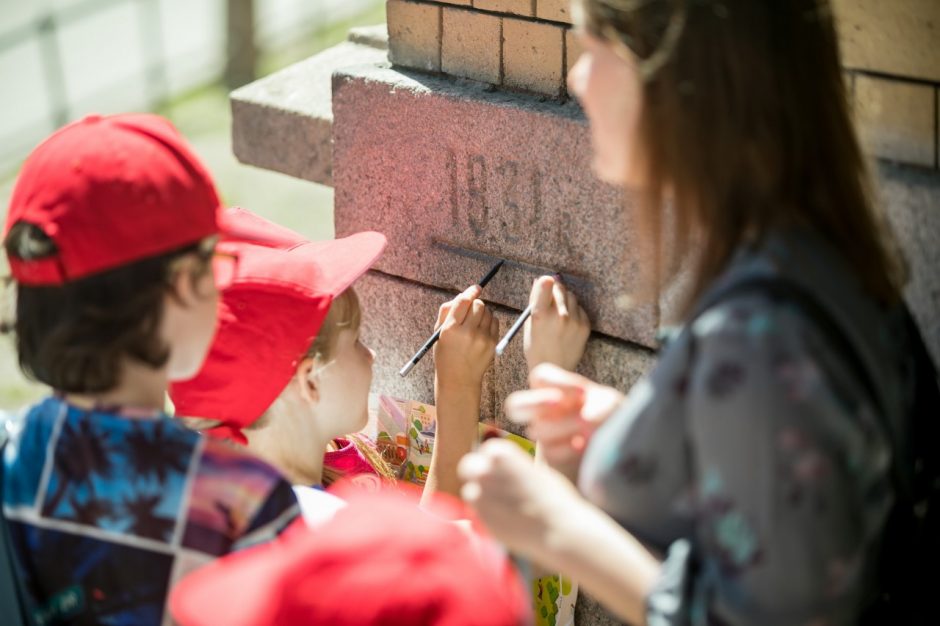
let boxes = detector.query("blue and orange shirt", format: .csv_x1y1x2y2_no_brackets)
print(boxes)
2,396,299,625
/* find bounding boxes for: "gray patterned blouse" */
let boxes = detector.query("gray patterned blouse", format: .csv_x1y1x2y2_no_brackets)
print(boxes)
579,229,915,625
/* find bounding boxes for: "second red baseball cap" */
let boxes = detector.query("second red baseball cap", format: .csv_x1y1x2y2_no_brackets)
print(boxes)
4,113,271,285
169,208,386,442
170,489,533,626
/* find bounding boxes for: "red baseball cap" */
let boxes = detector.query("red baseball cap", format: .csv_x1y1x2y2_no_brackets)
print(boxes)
4,113,267,285
169,208,386,442
170,489,532,626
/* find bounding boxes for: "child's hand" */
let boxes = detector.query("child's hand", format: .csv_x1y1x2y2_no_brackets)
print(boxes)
524,276,590,372
505,364,624,481
434,285,499,392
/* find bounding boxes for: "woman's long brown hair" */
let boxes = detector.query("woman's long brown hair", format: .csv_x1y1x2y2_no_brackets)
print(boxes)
581,0,906,316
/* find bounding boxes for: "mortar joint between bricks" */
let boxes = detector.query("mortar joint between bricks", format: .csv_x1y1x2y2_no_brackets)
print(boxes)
847,67,940,90
498,17,505,84
418,1,571,28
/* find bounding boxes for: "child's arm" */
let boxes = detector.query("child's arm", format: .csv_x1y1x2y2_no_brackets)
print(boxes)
524,276,590,373
422,285,499,503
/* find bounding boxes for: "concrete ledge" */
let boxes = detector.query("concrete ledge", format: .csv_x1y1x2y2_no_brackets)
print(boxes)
231,36,387,187
332,62,660,348
347,24,389,49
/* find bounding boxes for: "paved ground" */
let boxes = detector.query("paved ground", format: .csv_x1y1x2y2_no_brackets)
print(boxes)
0,1,385,409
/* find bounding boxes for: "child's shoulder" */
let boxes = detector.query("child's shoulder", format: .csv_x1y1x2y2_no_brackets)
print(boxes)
185,437,298,554
198,436,289,485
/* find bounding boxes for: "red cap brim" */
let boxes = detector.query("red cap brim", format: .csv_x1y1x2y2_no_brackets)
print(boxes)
217,207,310,249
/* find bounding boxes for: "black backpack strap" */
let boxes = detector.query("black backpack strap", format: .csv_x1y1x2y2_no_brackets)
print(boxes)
0,426,33,626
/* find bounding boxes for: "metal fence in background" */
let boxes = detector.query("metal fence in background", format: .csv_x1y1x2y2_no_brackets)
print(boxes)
0,0,373,176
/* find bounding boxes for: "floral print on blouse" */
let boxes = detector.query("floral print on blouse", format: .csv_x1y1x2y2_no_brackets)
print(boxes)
580,228,915,625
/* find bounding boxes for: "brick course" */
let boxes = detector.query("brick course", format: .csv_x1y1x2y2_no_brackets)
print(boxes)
855,75,936,168
387,0,441,72
442,6,502,83
503,18,565,96
537,0,574,24
473,0,533,17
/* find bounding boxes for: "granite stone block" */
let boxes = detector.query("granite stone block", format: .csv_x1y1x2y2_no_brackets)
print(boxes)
879,161,940,363
353,270,655,441
354,270,498,420
332,63,659,348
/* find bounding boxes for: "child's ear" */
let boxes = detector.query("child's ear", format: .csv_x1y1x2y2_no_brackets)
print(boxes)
169,260,195,304
168,256,205,306
296,357,320,405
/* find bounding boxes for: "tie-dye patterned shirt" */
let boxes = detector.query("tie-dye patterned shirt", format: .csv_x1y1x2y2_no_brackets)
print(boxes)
2,396,299,625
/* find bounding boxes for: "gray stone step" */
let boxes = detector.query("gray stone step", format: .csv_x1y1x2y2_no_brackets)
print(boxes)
230,27,388,187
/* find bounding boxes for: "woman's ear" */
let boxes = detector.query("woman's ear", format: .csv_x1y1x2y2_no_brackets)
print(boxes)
295,357,320,405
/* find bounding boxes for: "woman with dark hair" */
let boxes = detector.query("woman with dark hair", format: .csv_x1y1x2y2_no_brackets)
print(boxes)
460,1,933,624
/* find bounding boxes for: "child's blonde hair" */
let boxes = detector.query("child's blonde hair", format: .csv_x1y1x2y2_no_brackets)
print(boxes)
303,288,395,487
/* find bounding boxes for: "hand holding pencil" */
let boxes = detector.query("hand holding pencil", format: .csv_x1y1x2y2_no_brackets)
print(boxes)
518,275,590,372
399,261,503,377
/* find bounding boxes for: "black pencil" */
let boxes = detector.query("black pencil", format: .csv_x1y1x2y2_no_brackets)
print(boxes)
398,260,504,377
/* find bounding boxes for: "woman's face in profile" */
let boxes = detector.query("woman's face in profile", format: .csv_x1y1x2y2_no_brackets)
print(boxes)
567,31,646,189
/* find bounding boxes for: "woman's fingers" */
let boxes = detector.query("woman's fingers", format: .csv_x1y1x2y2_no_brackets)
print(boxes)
528,363,592,394
527,415,585,443
504,387,584,424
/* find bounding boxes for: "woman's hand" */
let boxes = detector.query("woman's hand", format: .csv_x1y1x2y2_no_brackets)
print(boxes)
524,275,590,372
506,364,624,480
461,438,661,626
459,438,584,566
434,285,499,393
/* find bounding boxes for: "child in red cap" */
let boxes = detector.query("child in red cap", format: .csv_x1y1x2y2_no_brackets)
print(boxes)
170,489,533,626
169,208,500,509
1,114,299,625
